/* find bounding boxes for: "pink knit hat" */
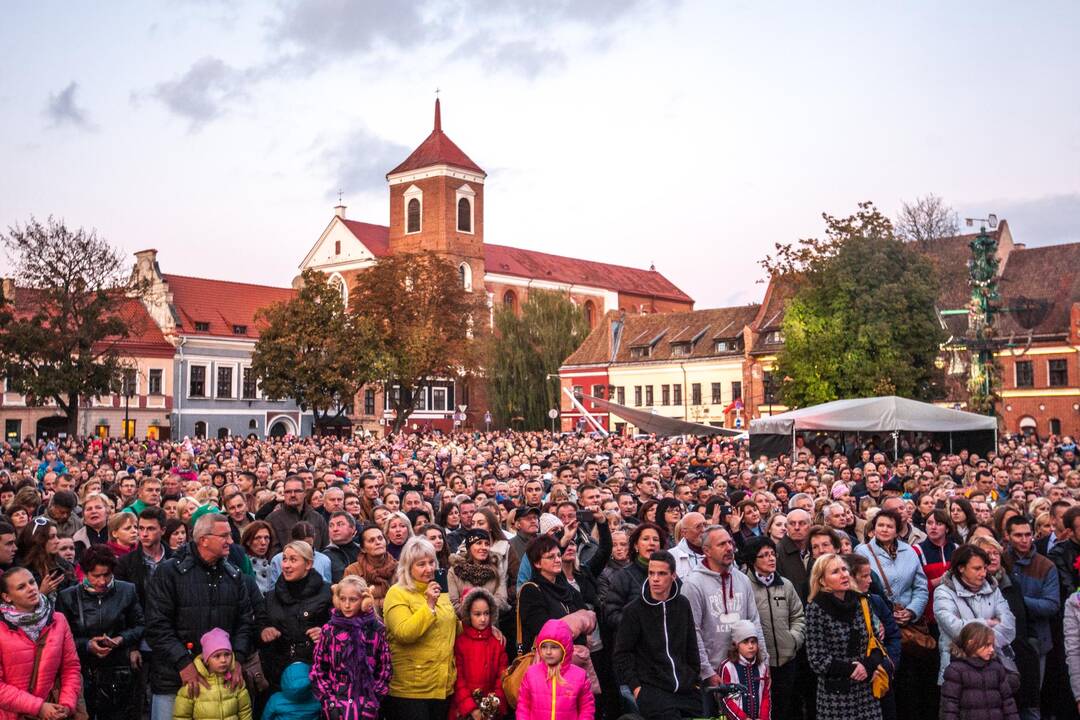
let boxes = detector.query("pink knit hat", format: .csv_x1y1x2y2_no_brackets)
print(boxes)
200,628,232,659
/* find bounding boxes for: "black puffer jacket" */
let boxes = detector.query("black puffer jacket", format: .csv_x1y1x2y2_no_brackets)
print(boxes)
602,559,647,634
144,543,256,694
323,541,360,583
57,579,145,671
940,656,1020,720
260,570,331,683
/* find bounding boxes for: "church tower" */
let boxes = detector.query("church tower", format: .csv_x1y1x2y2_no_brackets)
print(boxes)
386,99,486,294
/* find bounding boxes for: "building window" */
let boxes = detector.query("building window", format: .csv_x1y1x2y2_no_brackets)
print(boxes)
691,383,702,405
1015,361,1034,388
592,385,605,399
634,386,642,406
629,346,651,359
763,371,779,404
1048,359,1069,387
233,324,247,335
1050,418,1062,436
661,385,670,406
242,367,257,399
413,388,428,411
432,387,448,412
120,369,137,397
148,369,163,396
407,198,421,233
459,263,472,291
364,388,376,415
216,366,233,399
731,381,742,401
671,342,691,357
572,385,583,400
584,301,595,328
249,419,258,430
645,386,654,406
194,321,210,332
457,198,471,232
616,386,625,405
334,239,341,255
711,383,722,404
189,366,206,397
503,290,517,313
673,384,682,405
193,420,207,438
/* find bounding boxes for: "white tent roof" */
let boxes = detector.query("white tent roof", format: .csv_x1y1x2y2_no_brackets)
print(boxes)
750,396,997,435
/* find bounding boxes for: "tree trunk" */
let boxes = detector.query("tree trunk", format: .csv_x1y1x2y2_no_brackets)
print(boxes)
65,393,80,436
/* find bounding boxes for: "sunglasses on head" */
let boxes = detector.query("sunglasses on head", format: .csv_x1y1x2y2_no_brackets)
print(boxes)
31,516,48,535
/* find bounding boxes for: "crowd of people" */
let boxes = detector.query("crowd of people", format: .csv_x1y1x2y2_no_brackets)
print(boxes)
0,428,1078,720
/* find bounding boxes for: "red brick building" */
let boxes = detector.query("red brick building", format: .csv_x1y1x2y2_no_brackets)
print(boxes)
300,100,694,432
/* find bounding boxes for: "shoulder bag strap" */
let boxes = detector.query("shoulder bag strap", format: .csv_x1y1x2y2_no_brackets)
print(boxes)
25,634,48,698
859,597,882,655
868,544,894,600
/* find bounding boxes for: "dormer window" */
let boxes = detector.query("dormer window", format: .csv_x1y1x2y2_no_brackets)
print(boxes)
194,321,210,332
233,324,247,335
630,346,651,359
671,342,691,357
763,330,784,344
715,338,743,353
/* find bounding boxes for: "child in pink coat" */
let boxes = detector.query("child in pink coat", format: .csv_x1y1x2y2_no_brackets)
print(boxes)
516,619,594,720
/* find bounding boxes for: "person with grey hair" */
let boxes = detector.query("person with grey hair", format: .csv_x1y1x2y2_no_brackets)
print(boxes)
145,512,255,720
788,493,815,514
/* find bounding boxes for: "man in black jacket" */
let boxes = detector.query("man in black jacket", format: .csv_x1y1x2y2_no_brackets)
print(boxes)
267,475,328,554
322,510,360,582
145,512,255,720
614,550,701,720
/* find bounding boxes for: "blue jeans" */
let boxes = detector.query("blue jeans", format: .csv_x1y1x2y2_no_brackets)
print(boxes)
150,693,175,720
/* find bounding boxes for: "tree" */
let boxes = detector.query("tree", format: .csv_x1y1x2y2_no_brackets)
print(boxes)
251,269,377,430
0,216,142,435
487,290,591,430
767,202,946,407
349,252,486,432
895,193,959,248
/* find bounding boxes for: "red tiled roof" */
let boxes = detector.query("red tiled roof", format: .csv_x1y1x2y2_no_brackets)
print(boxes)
387,99,485,177
337,221,693,304
163,274,295,338
996,242,1080,337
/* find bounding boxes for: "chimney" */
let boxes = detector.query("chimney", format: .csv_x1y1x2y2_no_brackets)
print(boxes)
1,278,14,304
334,204,347,219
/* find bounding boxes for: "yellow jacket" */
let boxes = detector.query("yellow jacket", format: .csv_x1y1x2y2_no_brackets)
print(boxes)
173,657,252,720
383,581,460,699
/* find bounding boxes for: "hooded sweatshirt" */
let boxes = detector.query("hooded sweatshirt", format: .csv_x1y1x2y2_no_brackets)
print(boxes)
682,563,767,679
516,620,594,720
262,662,320,720
613,576,700,695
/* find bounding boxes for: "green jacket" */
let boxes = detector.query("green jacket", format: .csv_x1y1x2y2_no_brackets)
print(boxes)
173,657,253,720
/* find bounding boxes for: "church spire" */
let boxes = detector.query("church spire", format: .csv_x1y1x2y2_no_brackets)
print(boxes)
434,97,441,132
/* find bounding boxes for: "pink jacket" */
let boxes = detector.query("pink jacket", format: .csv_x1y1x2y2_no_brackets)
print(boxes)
516,620,593,720
0,610,82,720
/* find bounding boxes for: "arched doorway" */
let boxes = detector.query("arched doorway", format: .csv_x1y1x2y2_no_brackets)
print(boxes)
217,427,229,440
193,421,207,438
36,416,67,440
267,416,298,437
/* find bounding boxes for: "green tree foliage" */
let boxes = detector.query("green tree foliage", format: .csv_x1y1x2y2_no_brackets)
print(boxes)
251,269,377,428
350,252,486,432
0,216,141,435
487,290,591,430
767,202,946,407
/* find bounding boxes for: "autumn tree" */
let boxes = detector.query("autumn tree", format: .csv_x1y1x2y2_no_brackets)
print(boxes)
0,216,143,435
251,269,377,431
487,290,591,430
350,252,486,431
895,193,959,248
764,202,946,407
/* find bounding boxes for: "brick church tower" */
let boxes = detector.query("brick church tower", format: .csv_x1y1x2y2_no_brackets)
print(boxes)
386,99,487,294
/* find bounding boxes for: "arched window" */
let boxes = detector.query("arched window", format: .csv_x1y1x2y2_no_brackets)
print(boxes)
193,421,207,438
584,300,595,328
329,273,348,305
458,263,472,291
503,290,517,313
407,198,421,233
1050,418,1062,436
457,197,472,232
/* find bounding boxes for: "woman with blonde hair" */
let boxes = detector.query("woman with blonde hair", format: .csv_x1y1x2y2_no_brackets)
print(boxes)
382,511,414,561
382,536,459,720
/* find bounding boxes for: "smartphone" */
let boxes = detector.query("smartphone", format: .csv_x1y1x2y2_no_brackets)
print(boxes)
49,568,64,580
576,510,593,523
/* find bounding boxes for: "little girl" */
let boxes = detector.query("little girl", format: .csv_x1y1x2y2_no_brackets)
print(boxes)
718,619,771,720
173,627,253,720
450,588,508,719
310,576,393,720
941,622,1020,720
516,619,593,720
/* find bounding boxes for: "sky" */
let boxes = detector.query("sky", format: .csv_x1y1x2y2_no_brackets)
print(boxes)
2,1,1079,308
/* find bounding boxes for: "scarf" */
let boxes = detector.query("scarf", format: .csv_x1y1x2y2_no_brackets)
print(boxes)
813,589,858,622
350,553,397,598
452,558,497,587
1,596,52,641
327,608,377,695
82,577,115,594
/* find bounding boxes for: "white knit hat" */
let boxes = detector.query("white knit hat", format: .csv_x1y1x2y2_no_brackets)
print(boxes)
539,513,564,536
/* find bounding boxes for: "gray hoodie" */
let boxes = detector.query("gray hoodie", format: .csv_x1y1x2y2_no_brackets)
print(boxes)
682,563,767,679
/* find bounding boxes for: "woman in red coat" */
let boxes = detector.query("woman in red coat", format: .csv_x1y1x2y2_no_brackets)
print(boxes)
0,567,82,720
451,589,508,719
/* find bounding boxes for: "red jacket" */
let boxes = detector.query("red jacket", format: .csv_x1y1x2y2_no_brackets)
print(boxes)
0,609,82,720
450,625,508,719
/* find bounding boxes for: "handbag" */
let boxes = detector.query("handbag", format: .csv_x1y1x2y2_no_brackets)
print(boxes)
868,544,937,657
859,597,891,699
501,582,537,707
241,650,270,693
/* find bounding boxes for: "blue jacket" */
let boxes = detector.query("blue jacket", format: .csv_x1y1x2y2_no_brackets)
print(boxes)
856,539,929,618
261,662,320,720
1007,546,1060,655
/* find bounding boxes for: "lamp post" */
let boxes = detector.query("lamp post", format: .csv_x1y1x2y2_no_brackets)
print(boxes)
965,214,1000,416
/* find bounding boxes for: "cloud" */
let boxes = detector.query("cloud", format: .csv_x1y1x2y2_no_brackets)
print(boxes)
44,82,92,129
150,56,247,130
961,193,1080,247
322,127,412,195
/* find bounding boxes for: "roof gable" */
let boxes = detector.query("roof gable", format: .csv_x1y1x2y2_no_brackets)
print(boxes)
299,217,384,270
